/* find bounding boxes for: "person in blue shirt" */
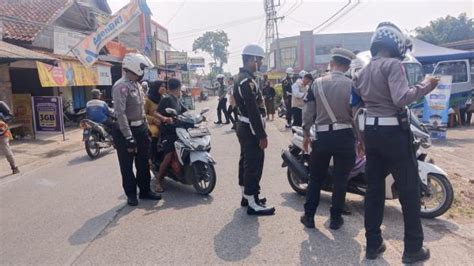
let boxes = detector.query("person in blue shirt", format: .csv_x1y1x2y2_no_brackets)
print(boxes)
86,89,115,131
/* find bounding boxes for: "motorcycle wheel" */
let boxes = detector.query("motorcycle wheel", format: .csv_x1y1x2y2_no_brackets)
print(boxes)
420,173,454,219
192,161,216,195
287,168,308,195
85,133,101,159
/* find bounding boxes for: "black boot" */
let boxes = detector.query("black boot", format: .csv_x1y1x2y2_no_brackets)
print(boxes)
127,196,138,206
402,247,430,264
241,194,267,207
139,191,162,200
300,215,315,228
329,208,344,230
245,195,275,216
366,241,386,260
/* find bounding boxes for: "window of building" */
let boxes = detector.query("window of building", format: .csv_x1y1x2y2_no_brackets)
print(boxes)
280,47,297,67
404,63,425,86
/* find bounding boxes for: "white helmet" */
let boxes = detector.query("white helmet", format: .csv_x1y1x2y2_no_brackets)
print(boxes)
122,53,154,76
216,74,225,79
299,70,307,78
286,67,294,75
242,44,265,58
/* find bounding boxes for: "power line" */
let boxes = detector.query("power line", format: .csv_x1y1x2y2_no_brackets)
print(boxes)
165,0,187,26
314,0,360,33
311,0,359,32
170,16,263,41
171,15,263,37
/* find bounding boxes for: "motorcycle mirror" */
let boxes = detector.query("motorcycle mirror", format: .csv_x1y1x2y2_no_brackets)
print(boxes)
200,107,210,114
165,108,178,116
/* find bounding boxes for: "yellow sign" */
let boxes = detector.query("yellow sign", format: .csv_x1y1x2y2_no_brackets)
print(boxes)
36,61,99,87
267,72,285,80
12,94,34,136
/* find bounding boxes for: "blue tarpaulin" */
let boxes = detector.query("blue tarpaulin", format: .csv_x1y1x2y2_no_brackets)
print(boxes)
412,38,474,64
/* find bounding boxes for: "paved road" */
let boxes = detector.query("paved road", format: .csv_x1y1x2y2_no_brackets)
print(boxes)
1,98,473,265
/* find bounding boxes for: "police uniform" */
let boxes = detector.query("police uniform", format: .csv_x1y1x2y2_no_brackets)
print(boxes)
216,83,230,124
112,76,153,199
354,22,436,262
282,76,293,126
301,48,356,229
234,67,274,214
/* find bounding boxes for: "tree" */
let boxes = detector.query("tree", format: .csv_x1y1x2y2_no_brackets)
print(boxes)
192,31,230,74
415,13,474,45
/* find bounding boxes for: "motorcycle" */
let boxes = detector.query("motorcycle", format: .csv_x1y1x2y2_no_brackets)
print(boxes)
277,99,287,118
152,107,217,195
281,110,454,219
63,101,86,126
80,119,114,159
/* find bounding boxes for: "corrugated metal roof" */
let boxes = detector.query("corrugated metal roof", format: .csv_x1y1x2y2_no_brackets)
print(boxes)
0,40,56,63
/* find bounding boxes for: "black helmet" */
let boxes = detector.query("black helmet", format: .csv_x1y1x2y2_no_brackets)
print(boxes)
370,22,411,59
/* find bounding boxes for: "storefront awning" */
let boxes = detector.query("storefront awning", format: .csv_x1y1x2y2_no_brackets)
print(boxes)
0,41,57,64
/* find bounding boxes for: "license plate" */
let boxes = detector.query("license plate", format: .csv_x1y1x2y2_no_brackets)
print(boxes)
188,127,211,137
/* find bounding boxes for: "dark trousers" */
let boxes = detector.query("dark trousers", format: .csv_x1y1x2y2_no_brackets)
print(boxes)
304,129,355,217
364,126,423,253
113,124,152,198
237,123,264,195
292,107,302,127
227,105,238,124
285,96,292,125
217,98,229,123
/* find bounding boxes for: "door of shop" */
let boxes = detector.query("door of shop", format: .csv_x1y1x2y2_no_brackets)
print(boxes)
72,87,86,110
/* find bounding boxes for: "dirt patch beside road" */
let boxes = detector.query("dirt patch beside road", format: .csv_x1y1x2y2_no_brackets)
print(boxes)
429,127,474,222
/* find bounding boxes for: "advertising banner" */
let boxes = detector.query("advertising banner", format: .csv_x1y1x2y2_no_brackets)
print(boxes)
422,75,453,139
32,96,64,136
12,94,34,136
165,51,188,64
36,61,111,87
72,0,148,66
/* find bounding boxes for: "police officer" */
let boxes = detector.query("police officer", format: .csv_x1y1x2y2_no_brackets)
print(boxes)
282,68,294,128
354,22,439,263
234,44,275,216
214,74,230,125
300,48,356,230
112,53,162,206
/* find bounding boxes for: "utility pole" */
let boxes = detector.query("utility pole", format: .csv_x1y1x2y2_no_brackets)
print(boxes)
264,0,283,71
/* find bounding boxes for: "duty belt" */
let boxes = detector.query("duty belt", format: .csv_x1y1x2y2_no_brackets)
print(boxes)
316,123,352,132
129,119,145,127
239,115,265,136
365,117,399,126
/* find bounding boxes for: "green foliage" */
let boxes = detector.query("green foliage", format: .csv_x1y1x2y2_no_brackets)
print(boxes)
274,83,283,104
192,31,230,70
415,13,474,45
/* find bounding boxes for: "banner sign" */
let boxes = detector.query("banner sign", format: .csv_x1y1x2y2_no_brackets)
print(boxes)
36,61,111,87
188,57,205,68
32,96,64,134
12,94,34,136
422,75,453,139
165,51,188,64
72,0,148,66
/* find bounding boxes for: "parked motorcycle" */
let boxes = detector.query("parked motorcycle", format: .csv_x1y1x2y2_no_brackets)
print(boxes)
80,119,114,159
277,99,287,118
281,110,454,219
152,107,216,195
63,101,86,125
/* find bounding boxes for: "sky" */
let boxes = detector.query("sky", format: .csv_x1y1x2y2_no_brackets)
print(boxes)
109,0,473,74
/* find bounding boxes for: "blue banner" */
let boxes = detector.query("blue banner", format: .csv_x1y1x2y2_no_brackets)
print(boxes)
422,75,453,140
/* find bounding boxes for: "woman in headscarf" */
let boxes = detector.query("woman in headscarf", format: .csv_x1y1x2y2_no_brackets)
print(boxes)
144,80,167,164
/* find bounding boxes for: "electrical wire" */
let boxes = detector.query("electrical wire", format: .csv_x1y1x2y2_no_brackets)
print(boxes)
314,0,360,33
311,0,357,32
165,0,186,26
170,16,263,41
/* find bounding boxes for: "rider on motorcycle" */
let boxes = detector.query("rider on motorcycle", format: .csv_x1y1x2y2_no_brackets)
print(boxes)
86,89,115,133
153,78,187,192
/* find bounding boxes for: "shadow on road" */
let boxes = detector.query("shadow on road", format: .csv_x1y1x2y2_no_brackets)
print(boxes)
67,150,114,166
214,209,260,262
